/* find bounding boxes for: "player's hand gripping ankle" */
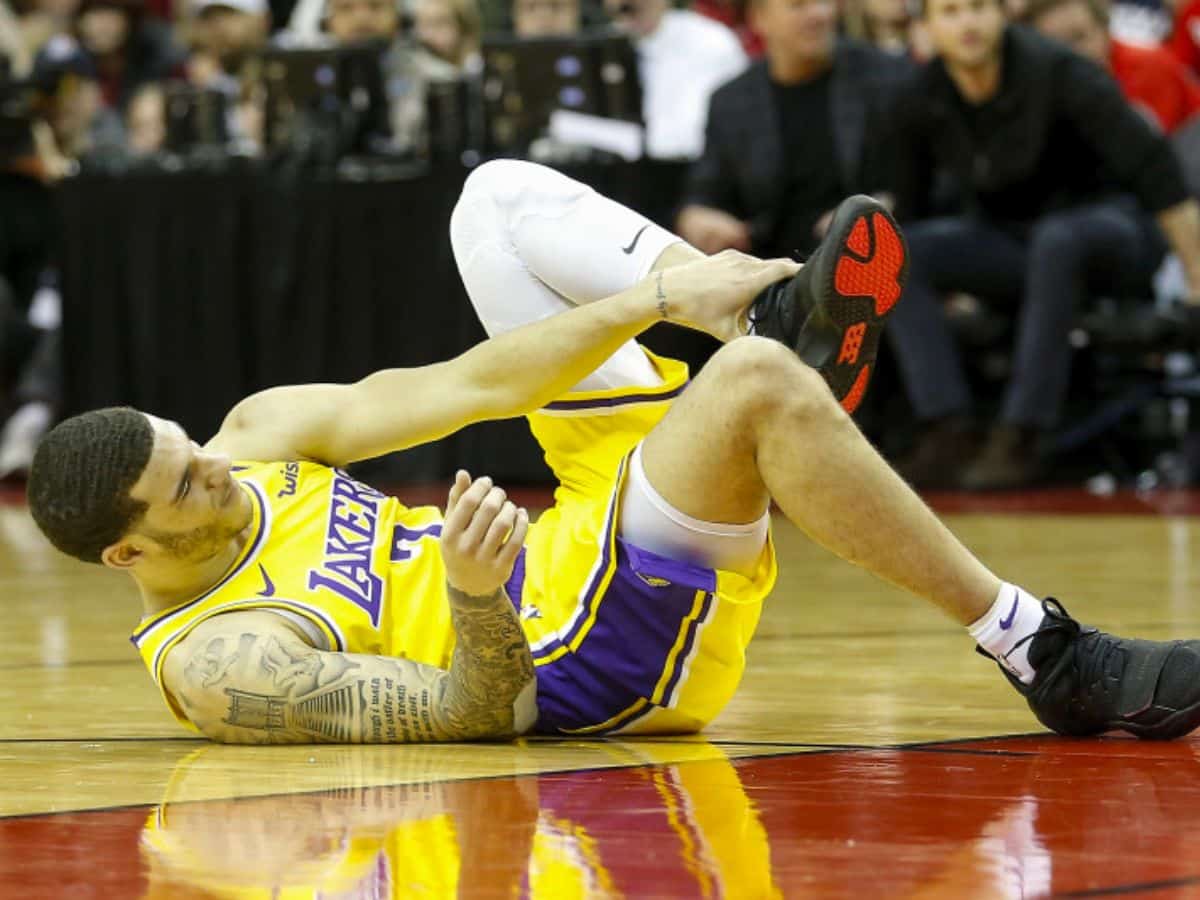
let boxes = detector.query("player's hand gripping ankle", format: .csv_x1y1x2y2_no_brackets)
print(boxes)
658,250,799,342
440,470,529,597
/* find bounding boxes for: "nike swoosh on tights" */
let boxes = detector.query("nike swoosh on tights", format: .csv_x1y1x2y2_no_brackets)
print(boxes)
256,563,276,598
999,591,1020,630
622,224,650,255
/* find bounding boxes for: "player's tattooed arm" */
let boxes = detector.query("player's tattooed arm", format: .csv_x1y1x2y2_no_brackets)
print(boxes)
168,472,537,744
169,602,534,744
440,583,536,738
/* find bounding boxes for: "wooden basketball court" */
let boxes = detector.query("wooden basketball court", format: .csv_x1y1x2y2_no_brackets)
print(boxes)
2,490,1199,897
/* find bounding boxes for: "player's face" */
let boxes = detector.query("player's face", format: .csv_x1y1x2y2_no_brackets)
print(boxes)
120,414,253,565
924,0,1005,70
752,0,837,65
1031,0,1108,66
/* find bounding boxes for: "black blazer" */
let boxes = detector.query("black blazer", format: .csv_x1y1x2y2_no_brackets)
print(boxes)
683,41,913,250
891,24,1190,224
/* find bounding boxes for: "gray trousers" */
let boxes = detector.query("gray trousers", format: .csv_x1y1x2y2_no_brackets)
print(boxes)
886,200,1164,429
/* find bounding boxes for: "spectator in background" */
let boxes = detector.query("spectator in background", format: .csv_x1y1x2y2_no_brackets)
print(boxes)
124,79,164,152
606,0,747,159
678,0,909,258
30,0,178,130
1030,0,1200,134
1166,0,1200,75
1109,0,1171,49
189,0,268,82
17,0,82,69
512,0,579,35
413,0,480,69
887,4,1200,490
842,0,913,55
0,0,39,75
29,35,114,153
323,0,463,156
324,0,393,40
70,0,181,110
183,0,268,153
691,0,764,57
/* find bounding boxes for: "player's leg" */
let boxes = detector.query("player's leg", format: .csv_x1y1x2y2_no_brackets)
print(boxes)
636,336,1200,740
637,336,1000,625
451,159,701,318
452,161,904,415
449,160,700,392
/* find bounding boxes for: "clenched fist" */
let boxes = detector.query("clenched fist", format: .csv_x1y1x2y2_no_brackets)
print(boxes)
440,471,529,597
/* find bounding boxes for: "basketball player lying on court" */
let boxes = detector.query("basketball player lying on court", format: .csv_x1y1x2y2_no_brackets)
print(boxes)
28,161,1200,744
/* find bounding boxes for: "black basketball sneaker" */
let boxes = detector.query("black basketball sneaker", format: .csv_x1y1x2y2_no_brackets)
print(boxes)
986,598,1200,740
747,195,908,414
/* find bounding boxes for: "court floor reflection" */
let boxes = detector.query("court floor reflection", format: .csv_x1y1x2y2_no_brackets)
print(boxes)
138,741,781,899
5,735,1199,898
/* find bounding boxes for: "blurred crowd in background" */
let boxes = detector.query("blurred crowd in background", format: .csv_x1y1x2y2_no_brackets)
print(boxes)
2,0,1200,489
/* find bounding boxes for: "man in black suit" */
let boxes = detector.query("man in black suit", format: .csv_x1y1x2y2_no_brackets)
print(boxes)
887,0,1200,490
677,0,911,260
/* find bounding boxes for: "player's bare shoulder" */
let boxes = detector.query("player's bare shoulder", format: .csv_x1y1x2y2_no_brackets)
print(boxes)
203,388,322,462
160,611,318,727
204,382,362,465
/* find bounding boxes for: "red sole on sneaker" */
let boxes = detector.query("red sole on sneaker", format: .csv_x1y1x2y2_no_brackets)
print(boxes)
841,365,871,414
834,212,906,317
817,206,909,414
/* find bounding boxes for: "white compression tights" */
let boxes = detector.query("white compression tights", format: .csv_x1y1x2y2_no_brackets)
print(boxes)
448,160,768,575
449,158,680,390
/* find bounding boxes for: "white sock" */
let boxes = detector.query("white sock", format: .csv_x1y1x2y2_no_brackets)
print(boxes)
968,583,1046,684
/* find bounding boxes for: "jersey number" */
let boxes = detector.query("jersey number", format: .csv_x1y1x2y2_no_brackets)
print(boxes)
390,523,443,562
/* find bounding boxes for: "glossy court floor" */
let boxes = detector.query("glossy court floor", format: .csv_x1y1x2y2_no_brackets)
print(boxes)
2,489,1200,898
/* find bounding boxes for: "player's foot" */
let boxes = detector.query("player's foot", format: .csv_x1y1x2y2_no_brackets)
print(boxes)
988,598,1200,740
746,195,908,414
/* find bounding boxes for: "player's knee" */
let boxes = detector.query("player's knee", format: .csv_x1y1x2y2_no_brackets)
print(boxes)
452,161,539,254
712,337,816,402
712,338,840,422
458,162,516,206
459,160,543,207
712,337,796,385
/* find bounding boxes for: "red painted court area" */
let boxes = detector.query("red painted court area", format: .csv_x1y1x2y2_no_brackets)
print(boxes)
2,734,1198,898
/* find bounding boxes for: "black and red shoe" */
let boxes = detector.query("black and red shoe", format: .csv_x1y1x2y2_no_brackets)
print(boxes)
747,195,908,414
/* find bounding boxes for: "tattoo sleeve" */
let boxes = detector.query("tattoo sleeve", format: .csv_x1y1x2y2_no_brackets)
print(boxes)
174,588,534,745
440,585,536,740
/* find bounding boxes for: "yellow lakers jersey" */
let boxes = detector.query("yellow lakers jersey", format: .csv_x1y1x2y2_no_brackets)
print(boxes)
133,349,775,737
132,462,457,729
